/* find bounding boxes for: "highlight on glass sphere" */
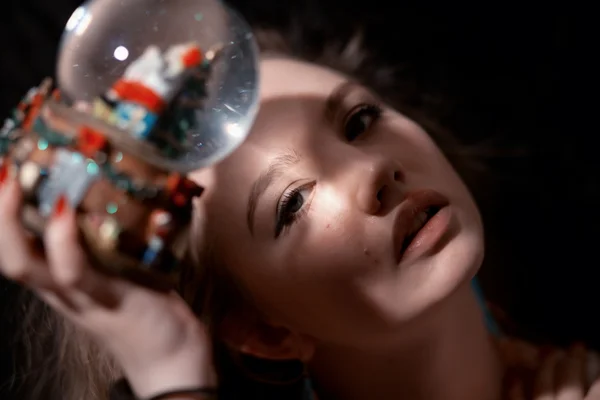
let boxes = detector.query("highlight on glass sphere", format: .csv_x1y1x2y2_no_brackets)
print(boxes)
57,0,260,172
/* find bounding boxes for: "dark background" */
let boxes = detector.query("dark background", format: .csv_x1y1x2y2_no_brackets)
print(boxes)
1,1,598,398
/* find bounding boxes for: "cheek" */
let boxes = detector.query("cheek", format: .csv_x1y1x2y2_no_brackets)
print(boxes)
384,118,446,171
384,118,476,205
289,198,384,280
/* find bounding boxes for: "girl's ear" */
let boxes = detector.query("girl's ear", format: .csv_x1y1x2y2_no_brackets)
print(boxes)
220,314,315,362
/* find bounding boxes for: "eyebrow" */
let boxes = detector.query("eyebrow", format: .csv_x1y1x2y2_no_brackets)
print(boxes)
245,80,357,236
325,80,358,124
246,149,302,235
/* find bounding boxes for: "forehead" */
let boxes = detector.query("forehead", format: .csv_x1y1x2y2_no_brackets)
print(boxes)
192,58,347,202
259,57,347,102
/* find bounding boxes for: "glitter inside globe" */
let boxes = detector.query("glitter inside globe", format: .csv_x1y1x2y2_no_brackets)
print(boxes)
57,0,259,172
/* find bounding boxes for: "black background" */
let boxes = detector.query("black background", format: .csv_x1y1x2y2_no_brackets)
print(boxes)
1,1,599,398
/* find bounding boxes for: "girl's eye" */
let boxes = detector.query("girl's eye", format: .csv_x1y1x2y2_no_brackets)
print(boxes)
285,190,305,214
343,104,382,141
275,184,314,238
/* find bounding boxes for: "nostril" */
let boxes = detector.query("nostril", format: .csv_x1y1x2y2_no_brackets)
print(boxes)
393,171,402,181
376,186,385,202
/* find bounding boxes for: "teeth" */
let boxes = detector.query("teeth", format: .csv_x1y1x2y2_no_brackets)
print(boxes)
408,211,429,236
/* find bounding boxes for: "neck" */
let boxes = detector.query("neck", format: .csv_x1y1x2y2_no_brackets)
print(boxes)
309,283,503,400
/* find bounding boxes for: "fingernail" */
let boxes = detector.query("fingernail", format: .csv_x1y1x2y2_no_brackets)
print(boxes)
52,195,69,218
0,162,10,186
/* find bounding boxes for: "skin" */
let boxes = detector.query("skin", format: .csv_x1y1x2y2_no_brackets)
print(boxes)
0,57,599,399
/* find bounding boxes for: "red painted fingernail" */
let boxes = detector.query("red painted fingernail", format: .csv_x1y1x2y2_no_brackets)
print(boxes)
0,162,10,185
52,195,68,218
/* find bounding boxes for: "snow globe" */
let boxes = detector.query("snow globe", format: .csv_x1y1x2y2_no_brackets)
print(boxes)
0,0,260,289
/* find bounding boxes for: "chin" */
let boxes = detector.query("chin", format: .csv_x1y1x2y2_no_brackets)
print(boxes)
398,226,484,322
449,228,484,279
432,226,484,297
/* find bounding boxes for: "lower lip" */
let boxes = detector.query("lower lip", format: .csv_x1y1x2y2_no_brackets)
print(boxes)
401,206,452,263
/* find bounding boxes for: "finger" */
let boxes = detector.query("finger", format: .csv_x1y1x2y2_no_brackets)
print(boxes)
505,375,527,400
556,345,586,400
498,337,542,370
534,350,566,400
586,351,600,391
44,196,121,309
587,376,600,400
35,288,79,316
0,178,54,288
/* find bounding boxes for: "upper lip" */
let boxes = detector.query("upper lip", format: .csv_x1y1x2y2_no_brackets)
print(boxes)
392,189,450,263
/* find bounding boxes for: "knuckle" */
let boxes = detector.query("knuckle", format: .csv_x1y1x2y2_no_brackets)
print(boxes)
2,257,32,283
52,263,84,289
0,201,14,224
0,182,19,212
45,216,77,249
0,205,8,221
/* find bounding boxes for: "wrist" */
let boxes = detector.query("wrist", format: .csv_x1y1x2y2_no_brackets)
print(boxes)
111,378,217,400
122,343,217,399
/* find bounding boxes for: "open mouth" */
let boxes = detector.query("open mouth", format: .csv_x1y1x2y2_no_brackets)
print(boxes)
400,206,441,254
393,189,450,263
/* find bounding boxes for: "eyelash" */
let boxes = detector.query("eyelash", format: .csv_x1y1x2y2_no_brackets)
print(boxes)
273,102,382,238
275,182,314,238
343,103,383,141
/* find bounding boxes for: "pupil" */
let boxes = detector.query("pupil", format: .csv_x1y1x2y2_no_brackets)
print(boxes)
347,113,368,139
289,193,304,213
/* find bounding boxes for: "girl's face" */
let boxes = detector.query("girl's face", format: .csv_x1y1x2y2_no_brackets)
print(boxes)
190,57,484,347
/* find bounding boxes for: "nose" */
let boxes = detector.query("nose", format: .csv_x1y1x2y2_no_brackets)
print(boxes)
355,158,403,215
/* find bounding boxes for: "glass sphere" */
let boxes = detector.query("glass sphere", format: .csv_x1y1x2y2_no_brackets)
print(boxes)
57,0,260,172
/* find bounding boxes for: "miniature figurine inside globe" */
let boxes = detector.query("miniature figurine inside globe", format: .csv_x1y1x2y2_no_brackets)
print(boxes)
57,0,260,172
